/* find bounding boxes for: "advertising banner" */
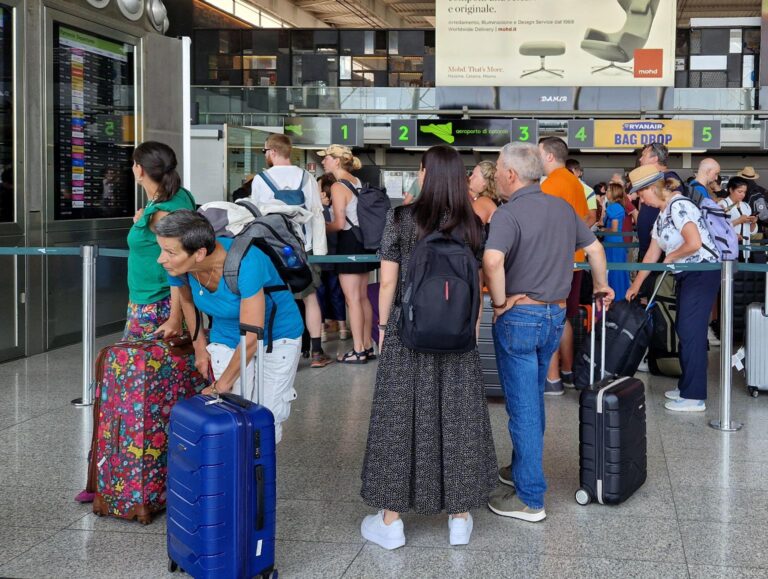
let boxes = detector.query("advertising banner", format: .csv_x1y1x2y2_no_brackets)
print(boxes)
436,0,676,87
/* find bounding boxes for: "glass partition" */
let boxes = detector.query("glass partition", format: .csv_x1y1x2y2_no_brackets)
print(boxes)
52,23,136,220
226,126,270,196
192,86,758,132
0,4,13,222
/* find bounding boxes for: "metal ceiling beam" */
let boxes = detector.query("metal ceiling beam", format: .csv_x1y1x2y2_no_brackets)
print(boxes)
323,0,404,28
243,0,331,27
393,8,434,15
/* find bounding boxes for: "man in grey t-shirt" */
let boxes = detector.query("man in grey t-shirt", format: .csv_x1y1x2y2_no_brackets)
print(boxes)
483,142,613,523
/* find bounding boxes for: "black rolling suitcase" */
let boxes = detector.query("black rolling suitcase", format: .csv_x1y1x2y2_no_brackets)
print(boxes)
478,294,503,397
575,295,647,507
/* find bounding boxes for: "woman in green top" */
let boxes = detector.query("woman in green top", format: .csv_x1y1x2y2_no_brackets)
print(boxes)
124,141,196,341
74,142,197,505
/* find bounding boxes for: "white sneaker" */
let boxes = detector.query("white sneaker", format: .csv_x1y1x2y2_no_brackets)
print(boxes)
637,358,650,373
361,511,405,550
448,514,473,546
708,327,721,346
665,398,706,412
664,389,681,401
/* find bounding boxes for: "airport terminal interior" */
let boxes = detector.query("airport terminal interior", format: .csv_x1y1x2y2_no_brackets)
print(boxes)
3,0,768,577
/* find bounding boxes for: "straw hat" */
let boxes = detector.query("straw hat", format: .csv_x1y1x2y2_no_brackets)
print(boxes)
737,166,760,180
628,165,664,193
316,144,353,158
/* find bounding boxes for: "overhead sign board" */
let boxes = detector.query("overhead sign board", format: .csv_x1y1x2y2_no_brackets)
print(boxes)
330,118,364,148
568,119,721,150
282,117,331,145
283,117,364,147
436,0,676,87
390,119,539,148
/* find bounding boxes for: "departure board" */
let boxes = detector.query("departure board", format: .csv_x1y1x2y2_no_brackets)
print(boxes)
53,24,135,220
0,5,12,223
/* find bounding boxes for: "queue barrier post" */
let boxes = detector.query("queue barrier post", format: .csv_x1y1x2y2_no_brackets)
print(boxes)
710,259,742,432
72,244,97,407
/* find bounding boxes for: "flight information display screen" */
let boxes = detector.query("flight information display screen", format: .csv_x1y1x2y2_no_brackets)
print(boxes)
0,5,13,223
53,23,136,220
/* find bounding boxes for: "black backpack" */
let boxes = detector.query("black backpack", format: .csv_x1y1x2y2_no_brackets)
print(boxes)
399,231,480,354
339,179,391,251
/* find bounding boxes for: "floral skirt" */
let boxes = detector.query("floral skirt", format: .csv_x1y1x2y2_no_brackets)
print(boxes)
122,297,171,341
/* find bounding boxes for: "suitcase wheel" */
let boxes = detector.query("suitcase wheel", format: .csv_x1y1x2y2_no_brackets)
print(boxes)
749,387,759,398
168,558,178,573
261,570,278,579
575,488,591,506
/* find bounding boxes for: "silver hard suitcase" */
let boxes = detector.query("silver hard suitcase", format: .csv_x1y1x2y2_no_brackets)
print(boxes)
746,272,768,397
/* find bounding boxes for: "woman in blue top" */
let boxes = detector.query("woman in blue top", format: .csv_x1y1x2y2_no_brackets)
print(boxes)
602,182,631,300
155,210,304,442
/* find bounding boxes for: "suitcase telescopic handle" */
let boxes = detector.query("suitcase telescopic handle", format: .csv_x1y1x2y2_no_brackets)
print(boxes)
239,324,265,340
239,324,265,405
589,292,608,385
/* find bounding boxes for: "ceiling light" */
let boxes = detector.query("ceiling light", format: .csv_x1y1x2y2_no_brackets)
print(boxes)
147,0,167,32
117,0,144,21
86,0,111,7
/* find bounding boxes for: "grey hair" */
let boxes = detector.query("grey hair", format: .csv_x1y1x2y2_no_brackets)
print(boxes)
643,142,669,166
499,142,544,183
154,209,216,255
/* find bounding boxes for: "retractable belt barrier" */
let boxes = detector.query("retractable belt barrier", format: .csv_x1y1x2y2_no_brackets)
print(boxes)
2,244,766,433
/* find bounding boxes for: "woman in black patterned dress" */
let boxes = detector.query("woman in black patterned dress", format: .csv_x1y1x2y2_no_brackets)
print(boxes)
360,145,497,549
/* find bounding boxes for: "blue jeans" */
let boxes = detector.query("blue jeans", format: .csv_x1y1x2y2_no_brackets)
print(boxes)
492,305,566,509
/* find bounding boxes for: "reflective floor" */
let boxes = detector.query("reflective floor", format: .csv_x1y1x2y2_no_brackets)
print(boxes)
1,336,767,578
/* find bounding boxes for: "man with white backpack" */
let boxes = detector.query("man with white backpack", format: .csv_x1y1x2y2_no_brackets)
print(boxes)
252,134,332,368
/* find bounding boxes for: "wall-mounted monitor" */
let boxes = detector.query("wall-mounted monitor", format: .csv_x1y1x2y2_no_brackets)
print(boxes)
52,23,136,220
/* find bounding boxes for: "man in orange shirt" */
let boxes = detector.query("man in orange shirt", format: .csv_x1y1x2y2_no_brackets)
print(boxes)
539,137,589,395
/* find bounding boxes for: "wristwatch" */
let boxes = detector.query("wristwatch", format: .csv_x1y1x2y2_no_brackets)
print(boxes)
378,324,387,331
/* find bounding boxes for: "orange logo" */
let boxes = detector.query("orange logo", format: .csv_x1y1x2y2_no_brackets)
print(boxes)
634,49,663,78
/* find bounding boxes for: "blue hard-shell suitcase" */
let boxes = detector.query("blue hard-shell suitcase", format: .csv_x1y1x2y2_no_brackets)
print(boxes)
167,325,277,579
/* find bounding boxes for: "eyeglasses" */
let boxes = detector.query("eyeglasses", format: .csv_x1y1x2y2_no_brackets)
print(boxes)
262,148,271,155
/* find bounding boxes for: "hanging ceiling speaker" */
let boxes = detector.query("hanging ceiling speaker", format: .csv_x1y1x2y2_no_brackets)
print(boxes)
116,0,144,21
86,0,111,7
147,0,168,32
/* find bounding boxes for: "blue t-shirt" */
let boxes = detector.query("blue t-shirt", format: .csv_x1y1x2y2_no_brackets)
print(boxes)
169,237,304,348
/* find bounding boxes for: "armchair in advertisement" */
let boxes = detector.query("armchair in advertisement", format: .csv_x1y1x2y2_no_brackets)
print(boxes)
581,0,660,74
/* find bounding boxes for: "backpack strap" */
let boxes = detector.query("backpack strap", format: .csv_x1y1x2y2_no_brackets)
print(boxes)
222,236,253,295
257,171,281,196
297,170,308,190
262,284,289,353
338,179,360,197
688,181,708,207
668,197,719,260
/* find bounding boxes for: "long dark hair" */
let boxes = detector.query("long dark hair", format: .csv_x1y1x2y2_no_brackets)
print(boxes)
132,141,181,203
413,145,483,252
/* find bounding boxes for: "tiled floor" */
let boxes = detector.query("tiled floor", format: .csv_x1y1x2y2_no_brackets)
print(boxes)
1,337,767,578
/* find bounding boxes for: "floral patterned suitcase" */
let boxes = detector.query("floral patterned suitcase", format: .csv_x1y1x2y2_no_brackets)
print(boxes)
87,335,206,524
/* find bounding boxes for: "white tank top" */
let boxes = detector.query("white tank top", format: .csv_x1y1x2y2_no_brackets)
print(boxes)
343,178,362,230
